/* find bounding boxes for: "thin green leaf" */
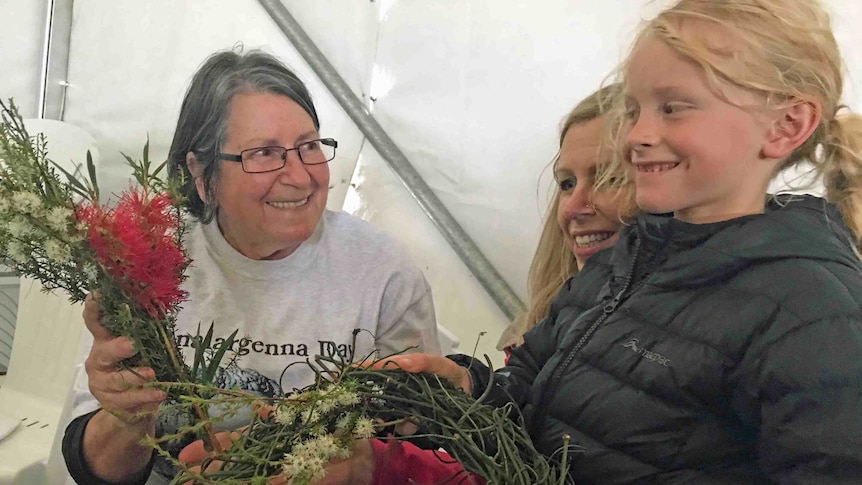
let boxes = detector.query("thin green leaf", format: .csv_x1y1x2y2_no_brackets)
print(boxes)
50,160,92,200
201,322,215,350
86,150,99,201
205,328,238,384
152,160,166,178
190,323,204,380
143,136,150,165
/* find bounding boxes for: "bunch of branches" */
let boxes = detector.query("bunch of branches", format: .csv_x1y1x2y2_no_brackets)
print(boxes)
0,99,193,384
156,338,576,485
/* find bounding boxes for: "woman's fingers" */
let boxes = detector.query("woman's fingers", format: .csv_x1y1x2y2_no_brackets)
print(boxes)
86,339,139,374
91,369,164,420
181,437,371,484
252,401,274,419
178,433,248,483
393,420,420,436
181,460,228,485
178,438,213,465
86,347,154,395
83,294,139,366
83,292,112,339
85,331,163,419
178,432,240,465
371,354,472,393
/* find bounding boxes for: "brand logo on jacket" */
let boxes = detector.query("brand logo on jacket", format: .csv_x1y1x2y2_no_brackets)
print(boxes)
621,338,671,367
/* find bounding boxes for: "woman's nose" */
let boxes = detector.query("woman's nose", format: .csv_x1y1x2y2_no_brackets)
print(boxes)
561,186,596,220
276,150,312,185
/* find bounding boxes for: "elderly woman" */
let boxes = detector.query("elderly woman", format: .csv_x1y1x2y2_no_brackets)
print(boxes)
61,49,440,484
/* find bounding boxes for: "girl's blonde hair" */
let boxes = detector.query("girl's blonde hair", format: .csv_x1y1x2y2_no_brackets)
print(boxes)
601,0,862,247
498,84,633,350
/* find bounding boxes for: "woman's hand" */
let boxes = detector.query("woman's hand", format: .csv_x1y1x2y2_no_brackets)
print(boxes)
178,432,258,484
372,353,473,394
83,292,165,428
79,292,166,481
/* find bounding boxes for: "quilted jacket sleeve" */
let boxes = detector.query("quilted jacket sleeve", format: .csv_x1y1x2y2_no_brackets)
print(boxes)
752,313,862,484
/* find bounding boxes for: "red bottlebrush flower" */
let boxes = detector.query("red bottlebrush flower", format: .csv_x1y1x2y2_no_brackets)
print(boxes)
76,190,188,318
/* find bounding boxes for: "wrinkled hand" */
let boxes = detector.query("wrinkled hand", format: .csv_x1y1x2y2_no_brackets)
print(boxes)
371,354,472,393
83,292,165,427
179,435,374,485
178,432,261,484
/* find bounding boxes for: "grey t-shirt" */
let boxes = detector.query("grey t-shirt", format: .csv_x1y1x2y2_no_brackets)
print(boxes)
175,209,441,388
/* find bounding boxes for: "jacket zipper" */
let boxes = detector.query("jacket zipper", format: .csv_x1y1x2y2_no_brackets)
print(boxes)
546,236,643,390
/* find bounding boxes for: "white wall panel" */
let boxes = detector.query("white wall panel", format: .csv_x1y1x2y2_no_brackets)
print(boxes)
0,0,46,117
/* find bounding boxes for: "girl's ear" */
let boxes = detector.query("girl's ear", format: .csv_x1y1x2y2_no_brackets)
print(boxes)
186,151,207,202
762,99,821,159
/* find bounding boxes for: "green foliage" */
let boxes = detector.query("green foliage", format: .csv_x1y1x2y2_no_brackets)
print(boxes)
160,335,576,485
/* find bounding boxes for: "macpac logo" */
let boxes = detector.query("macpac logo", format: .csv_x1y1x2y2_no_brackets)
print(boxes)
621,338,671,367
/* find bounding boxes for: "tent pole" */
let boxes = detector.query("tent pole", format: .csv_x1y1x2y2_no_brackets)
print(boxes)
257,0,526,320
38,0,74,120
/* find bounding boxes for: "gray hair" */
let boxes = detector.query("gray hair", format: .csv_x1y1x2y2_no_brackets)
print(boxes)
168,49,320,222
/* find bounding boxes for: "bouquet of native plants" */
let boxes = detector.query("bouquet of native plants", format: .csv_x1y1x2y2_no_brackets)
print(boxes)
0,99,574,485
0,99,189,383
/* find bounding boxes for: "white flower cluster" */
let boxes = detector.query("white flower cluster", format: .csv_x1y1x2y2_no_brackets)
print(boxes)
272,382,379,484
333,414,376,440
0,189,80,266
280,435,351,485
274,384,360,427
352,417,375,439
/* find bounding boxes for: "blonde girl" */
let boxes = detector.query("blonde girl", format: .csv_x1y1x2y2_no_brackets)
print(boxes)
383,1,862,483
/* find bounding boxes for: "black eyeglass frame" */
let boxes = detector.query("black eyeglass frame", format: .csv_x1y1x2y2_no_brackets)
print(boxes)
218,138,338,173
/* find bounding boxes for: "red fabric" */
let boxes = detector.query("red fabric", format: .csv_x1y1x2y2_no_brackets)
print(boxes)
371,437,485,485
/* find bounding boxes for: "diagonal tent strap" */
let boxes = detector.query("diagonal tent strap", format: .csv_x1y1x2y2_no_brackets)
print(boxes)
257,0,526,320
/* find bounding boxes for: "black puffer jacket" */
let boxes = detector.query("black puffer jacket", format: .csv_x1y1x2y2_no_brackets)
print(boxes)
463,195,862,484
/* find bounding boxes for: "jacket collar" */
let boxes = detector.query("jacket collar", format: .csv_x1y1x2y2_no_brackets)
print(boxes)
609,195,860,288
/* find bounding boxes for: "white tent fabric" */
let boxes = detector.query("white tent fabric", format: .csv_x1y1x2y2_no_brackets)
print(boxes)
0,1,44,118
3,0,862,372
